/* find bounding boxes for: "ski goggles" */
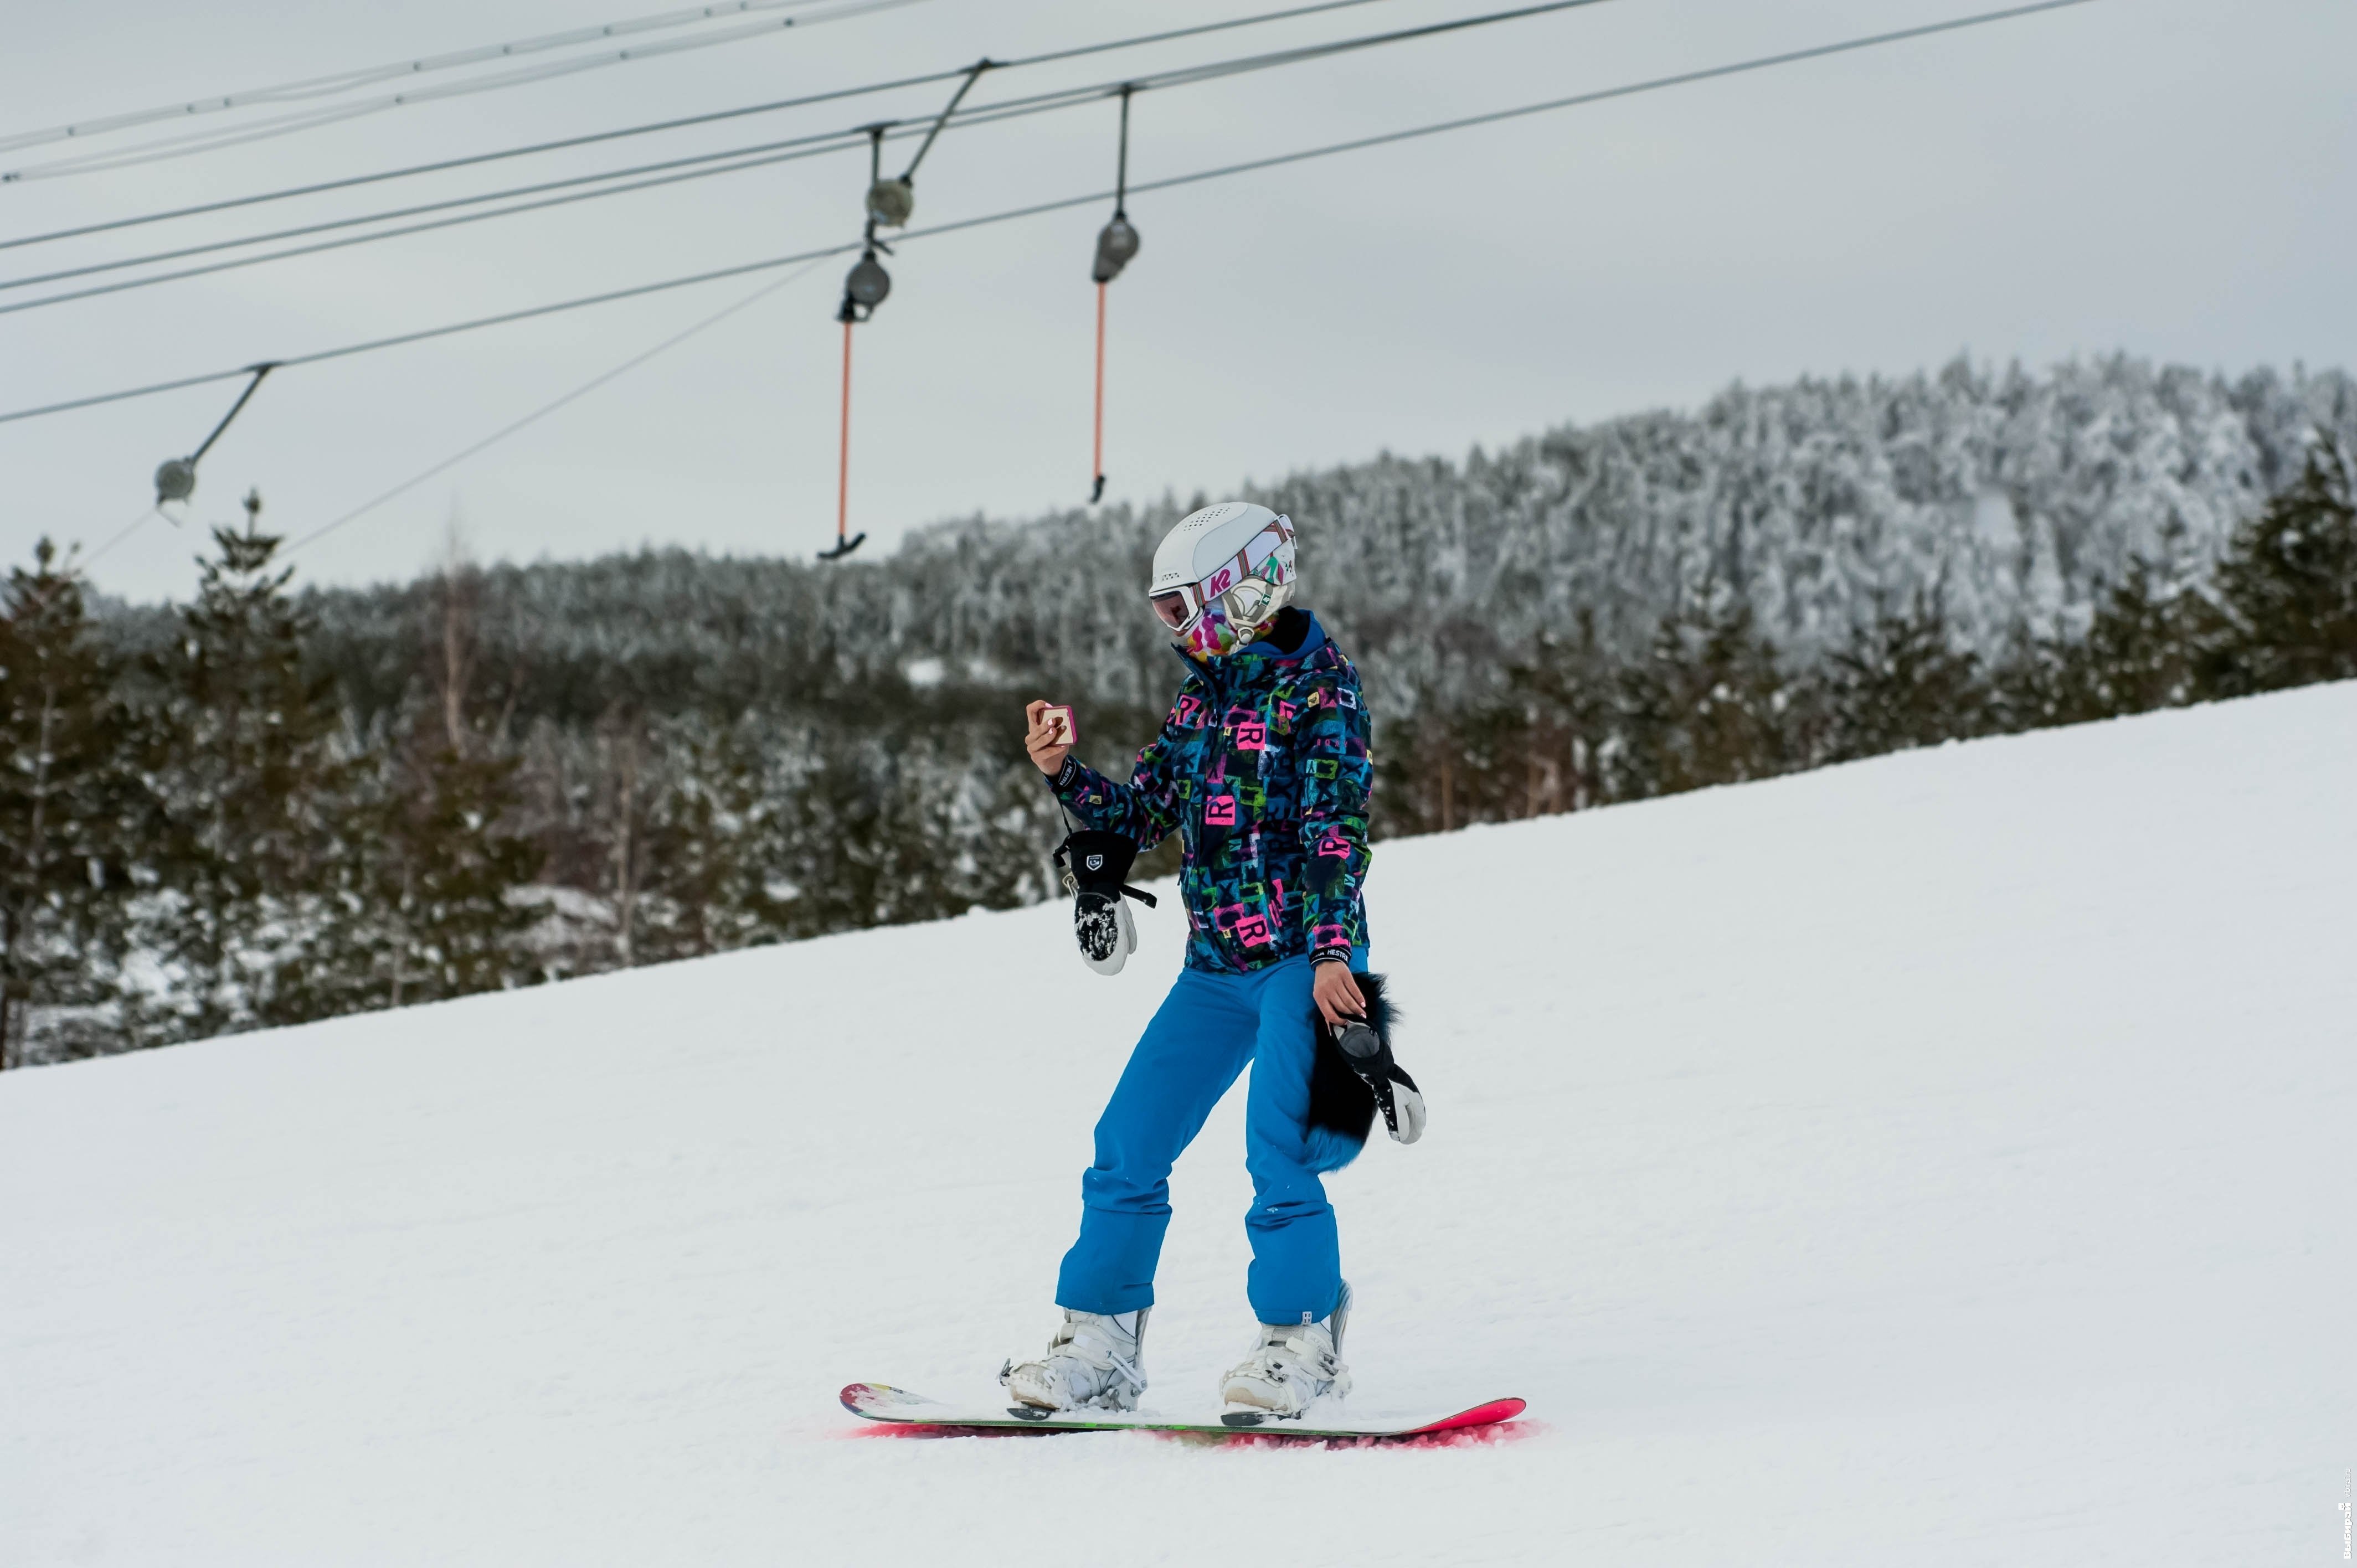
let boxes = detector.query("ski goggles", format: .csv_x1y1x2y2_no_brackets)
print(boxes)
1149,514,1294,635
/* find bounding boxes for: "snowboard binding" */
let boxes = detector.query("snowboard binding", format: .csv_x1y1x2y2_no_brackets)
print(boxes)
1053,831,1159,976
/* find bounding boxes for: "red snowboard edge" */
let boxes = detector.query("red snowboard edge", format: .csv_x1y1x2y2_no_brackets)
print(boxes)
1400,1397,1526,1435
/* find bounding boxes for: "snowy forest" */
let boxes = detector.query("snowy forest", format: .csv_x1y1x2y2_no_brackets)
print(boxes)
5,353,2355,1067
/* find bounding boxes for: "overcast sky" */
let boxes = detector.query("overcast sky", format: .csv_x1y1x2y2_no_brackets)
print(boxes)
2,0,2351,604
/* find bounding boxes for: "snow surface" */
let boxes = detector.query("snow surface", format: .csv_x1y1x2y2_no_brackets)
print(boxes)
5,683,2354,1566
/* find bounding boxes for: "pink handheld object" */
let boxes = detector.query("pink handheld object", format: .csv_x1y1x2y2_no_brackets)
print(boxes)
1041,705,1077,746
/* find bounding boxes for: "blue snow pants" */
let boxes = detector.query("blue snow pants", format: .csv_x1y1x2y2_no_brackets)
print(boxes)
1055,952,1362,1326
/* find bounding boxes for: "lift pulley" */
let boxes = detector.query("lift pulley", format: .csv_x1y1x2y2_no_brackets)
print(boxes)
821,60,991,562
153,360,276,508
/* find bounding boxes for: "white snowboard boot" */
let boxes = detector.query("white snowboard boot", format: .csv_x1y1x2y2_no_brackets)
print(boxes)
1000,1308,1149,1412
1218,1282,1353,1422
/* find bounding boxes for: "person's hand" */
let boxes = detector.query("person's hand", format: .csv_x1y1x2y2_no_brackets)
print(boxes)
1025,699,1074,776
1312,961,1366,1028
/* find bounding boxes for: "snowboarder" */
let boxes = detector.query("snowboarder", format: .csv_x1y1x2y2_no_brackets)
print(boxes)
1007,501,1382,1422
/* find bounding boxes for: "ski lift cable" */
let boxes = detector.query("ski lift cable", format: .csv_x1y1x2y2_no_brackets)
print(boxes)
3,2,922,184
0,124,876,296
0,132,878,315
900,59,992,184
284,253,836,555
0,0,861,155
0,0,1619,313
846,57,994,239
0,0,1402,226
186,363,275,463
0,0,2108,432
0,0,930,183
0,76,1108,298
2,69,1113,301
146,362,279,506
0,89,1115,314
81,506,166,568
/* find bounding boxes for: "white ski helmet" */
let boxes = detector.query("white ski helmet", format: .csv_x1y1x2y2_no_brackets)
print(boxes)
1147,502,1297,657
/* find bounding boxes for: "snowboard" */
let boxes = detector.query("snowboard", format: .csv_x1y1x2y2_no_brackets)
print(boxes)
840,1381,1526,1440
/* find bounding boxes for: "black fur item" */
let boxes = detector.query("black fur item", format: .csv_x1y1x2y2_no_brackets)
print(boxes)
1307,972,1396,1146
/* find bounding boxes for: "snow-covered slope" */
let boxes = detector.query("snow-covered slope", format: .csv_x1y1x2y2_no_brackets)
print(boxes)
6,684,2353,1567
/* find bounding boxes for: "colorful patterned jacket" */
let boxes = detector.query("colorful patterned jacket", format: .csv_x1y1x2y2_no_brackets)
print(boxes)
1049,610,1374,974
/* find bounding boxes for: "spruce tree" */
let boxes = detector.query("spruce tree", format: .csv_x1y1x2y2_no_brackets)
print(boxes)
1502,617,1616,814
145,493,352,1039
634,711,791,961
962,753,1064,912
1993,562,2199,731
365,739,543,1007
1369,699,1457,837
593,702,651,967
350,553,544,1009
1818,592,1991,762
775,729,967,938
1442,702,1539,827
1613,597,1800,800
0,541,143,1066
2194,442,2357,697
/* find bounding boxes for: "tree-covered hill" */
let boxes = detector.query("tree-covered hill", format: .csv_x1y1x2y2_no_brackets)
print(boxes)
7,354,2352,1065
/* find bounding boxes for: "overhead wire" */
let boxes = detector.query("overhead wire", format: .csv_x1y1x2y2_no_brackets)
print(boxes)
0,129,880,314
0,0,1620,316
0,0,927,182
896,59,992,184
81,506,167,568
285,254,837,553
0,0,1400,209
3,0,855,153
0,126,876,293
0,0,2106,432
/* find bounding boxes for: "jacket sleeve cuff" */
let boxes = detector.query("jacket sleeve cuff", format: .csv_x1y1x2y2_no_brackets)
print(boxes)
1309,945,1352,967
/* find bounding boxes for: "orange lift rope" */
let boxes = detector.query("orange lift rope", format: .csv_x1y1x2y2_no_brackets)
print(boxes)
835,314,856,553
1089,86,1140,505
821,60,990,561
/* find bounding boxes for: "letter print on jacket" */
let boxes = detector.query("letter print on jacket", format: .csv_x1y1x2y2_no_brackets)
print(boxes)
1051,627,1373,974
